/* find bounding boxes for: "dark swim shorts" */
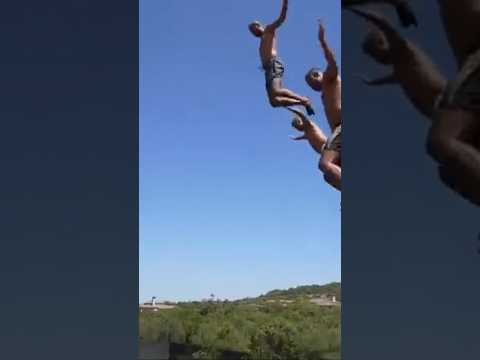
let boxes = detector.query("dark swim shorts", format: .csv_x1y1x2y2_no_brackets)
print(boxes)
264,56,285,89
436,48,480,112
324,124,342,153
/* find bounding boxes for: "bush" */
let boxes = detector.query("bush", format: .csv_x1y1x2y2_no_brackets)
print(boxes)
139,297,340,359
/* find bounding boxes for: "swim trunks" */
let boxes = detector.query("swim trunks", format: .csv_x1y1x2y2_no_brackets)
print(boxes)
264,56,285,90
436,48,480,112
324,124,342,153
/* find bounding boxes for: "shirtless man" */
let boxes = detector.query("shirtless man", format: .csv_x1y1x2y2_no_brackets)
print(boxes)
426,0,480,205
304,21,341,190
351,4,480,205
350,8,447,119
287,106,340,190
342,0,418,27
248,0,315,115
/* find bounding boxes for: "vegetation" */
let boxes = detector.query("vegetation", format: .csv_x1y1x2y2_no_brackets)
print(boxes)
139,283,340,360
261,283,341,301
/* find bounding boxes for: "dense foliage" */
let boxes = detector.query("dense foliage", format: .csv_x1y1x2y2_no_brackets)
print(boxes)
139,284,341,360
261,283,341,301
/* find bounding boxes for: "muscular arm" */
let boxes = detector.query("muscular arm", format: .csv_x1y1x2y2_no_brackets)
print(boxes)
361,45,447,118
404,45,447,118
318,22,338,81
268,0,289,29
288,107,327,154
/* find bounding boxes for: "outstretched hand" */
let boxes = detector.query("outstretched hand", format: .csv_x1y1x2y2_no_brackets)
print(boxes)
289,134,307,141
317,19,326,43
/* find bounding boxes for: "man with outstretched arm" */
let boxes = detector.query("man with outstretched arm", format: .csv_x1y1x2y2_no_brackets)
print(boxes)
288,107,341,191
425,0,480,206
350,3,480,206
248,0,315,115
350,8,446,119
304,21,341,190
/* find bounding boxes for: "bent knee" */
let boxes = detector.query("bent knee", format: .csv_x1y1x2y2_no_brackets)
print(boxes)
267,94,280,107
319,158,333,173
269,99,281,107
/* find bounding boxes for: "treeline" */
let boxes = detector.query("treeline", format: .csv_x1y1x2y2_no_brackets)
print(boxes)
262,282,341,300
139,299,340,360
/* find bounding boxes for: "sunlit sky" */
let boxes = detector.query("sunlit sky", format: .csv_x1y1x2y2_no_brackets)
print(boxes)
140,0,341,302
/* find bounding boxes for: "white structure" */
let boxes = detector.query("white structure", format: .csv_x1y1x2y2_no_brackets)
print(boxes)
139,296,176,312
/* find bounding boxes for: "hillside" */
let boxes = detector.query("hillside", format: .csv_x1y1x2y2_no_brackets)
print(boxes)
261,282,341,301
140,283,341,359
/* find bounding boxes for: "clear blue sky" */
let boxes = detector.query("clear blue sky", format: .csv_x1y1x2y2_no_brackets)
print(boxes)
140,0,341,302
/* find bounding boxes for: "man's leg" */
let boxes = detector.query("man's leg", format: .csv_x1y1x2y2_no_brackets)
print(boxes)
268,79,314,114
427,108,480,203
269,95,304,107
274,88,310,104
319,150,341,190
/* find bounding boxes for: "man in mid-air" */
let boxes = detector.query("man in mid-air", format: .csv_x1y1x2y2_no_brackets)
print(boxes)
426,0,480,206
350,3,480,206
303,21,341,190
248,0,315,115
350,7,446,119
288,106,340,191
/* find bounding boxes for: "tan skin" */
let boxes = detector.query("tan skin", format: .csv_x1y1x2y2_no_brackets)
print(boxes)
306,22,341,131
288,107,328,154
426,0,480,206
248,0,312,109
351,5,480,205
350,8,447,119
304,22,341,190
287,107,341,190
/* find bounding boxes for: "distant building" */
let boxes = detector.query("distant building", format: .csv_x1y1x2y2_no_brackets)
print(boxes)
139,296,176,312
310,294,340,307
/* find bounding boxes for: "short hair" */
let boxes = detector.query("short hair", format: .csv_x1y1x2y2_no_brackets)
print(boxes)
306,67,322,79
248,21,262,32
305,68,323,90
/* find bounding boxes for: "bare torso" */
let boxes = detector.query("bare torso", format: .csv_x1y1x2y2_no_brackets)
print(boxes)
259,27,278,68
438,0,480,67
322,77,342,129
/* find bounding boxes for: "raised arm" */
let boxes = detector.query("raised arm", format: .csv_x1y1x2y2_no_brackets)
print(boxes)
318,21,338,81
268,0,289,29
287,107,327,154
